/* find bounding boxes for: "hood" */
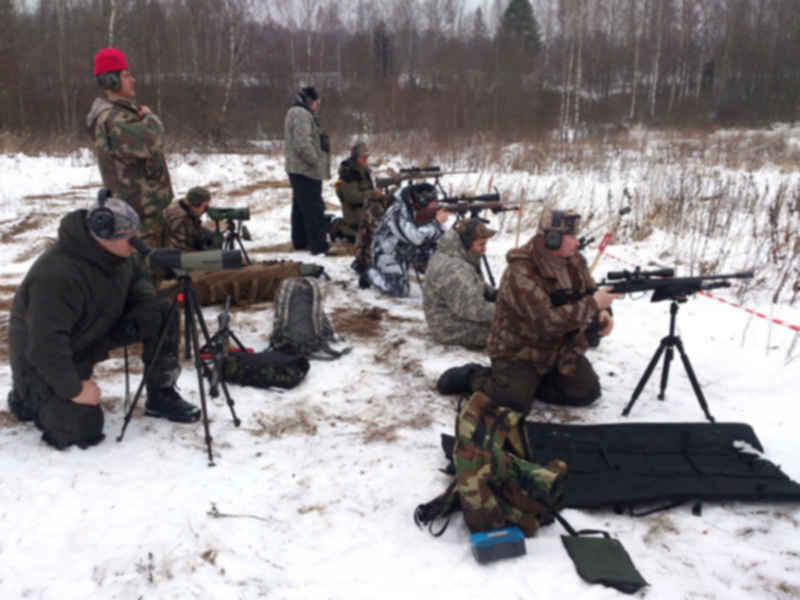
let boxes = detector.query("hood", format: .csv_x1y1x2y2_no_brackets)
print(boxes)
338,157,366,179
86,96,113,129
57,210,127,272
438,228,481,268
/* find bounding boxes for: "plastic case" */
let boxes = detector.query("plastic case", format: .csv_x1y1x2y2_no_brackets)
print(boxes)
470,526,526,564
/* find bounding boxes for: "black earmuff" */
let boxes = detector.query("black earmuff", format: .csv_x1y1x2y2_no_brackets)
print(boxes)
97,72,121,92
87,189,116,239
544,210,564,250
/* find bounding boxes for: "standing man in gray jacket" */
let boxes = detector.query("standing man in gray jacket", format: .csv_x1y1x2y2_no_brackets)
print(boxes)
284,86,331,256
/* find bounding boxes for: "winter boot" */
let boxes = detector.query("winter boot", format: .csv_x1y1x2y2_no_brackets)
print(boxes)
145,386,201,423
7,389,35,422
436,363,485,395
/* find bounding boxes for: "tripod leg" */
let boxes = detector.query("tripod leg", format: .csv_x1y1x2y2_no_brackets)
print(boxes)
622,339,667,417
658,344,675,401
674,338,715,423
218,379,241,427
118,296,181,442
184,289,216,466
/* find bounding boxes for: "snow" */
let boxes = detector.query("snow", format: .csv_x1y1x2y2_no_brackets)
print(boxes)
1,140,799,600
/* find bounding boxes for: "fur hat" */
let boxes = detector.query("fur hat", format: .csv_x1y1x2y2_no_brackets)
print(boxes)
455,218,497,248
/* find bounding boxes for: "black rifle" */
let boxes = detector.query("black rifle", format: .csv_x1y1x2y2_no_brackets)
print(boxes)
604,267,753,422
598,267,754,302
375,166,471,192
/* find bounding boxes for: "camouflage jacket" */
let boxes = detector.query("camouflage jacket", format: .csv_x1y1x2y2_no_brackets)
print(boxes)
353,194,392,270
284,102,330,181
87,94,173,246
367,189,443,297
163,200,216,251
488,235,599,375
335,158,376,233
422,228,494,348
454,392,566,537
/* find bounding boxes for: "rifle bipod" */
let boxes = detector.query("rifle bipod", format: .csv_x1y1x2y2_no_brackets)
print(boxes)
117,273,242,466
622,299,715,422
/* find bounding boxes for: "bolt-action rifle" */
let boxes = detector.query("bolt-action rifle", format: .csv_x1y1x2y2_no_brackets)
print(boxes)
552,267,754,307
375,165,470,192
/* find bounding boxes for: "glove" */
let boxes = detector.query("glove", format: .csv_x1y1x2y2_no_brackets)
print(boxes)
109,301,165,345
484,287,498,303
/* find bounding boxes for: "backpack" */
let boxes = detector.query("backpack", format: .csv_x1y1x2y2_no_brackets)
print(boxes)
222,348,309,390
269,277,351,359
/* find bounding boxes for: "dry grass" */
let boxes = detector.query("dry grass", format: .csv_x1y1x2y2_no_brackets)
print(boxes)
227,180,290,197
0,411,21,429
362,411,434,444
246,409,318,438
331,306,387,339
0,313,9,361
0,212,49,244
248,242,295,254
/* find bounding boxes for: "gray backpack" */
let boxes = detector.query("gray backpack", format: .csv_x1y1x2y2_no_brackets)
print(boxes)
269,277,350,359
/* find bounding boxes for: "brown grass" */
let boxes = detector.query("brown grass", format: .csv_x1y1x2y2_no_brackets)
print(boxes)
331,306,386,339
227,180,290,197
0,411,21,429
248,242,295,254
362,411,434,444
0,212,49,244
15,238,55,263
246,409,318,438
0,313,9,361
23,191,83,201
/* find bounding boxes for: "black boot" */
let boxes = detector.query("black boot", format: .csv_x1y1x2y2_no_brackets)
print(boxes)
436,363,485,395
145,386,201,423
7,390,36,422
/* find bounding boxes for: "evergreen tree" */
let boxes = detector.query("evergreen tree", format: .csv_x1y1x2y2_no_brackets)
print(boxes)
499,0,542,57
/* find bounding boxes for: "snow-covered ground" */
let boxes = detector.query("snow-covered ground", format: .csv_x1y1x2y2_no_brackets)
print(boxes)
1,139,799,599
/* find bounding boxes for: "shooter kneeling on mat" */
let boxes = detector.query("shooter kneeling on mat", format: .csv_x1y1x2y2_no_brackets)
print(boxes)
8,193,200,450
438,208,620,412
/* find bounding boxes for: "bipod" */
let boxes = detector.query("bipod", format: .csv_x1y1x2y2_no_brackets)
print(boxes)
221,218,252,265
622,299,715,422
117,273,241,466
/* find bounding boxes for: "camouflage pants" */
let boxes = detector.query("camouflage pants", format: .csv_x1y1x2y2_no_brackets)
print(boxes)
430,319,491,350
471,355,600,415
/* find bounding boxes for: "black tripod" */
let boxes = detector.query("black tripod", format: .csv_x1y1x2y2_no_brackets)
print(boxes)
219,218,252,265
117,273,242,465
621,298,716,422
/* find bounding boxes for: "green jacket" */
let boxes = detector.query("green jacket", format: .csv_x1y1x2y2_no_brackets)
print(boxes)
9,210,155,400
335,158,376,233
87,94,173,246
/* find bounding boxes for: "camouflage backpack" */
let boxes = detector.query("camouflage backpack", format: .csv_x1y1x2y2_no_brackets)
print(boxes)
415,392,567,537
269,277,351,360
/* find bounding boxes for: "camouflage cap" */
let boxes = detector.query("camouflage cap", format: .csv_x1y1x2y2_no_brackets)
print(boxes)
86,196,140,240
351,141,369,158
455,218,497,242
186,186,211,207
538,208,581,235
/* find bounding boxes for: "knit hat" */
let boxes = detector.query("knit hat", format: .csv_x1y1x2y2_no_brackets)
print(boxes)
186,186,211,207
93,48,128,76
351,141,369,158
538,208,581,235
300,86,319,102
86,194,140,240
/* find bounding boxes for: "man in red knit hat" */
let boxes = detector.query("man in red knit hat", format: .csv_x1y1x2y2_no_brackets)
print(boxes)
86,47,173,248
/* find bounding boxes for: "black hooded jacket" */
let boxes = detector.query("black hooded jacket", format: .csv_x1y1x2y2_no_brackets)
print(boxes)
9,210,155,400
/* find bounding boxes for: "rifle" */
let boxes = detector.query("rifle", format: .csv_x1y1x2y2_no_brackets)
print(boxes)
598,267,754,302
375,166,470,191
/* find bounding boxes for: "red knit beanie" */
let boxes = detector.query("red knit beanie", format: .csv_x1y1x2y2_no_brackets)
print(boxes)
94,48,128,76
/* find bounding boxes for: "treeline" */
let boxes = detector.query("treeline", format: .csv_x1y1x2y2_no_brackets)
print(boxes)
2,0,800,148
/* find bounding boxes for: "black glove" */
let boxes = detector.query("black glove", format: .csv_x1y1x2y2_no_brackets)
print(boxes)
484,287,498,303
319,133,330,153
109,301,165,345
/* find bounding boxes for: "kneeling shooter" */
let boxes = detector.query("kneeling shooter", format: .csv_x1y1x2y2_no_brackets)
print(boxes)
8,191,201,450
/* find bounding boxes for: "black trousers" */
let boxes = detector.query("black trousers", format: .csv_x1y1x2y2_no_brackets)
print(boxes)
289,173,329,255
8,298,180,449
